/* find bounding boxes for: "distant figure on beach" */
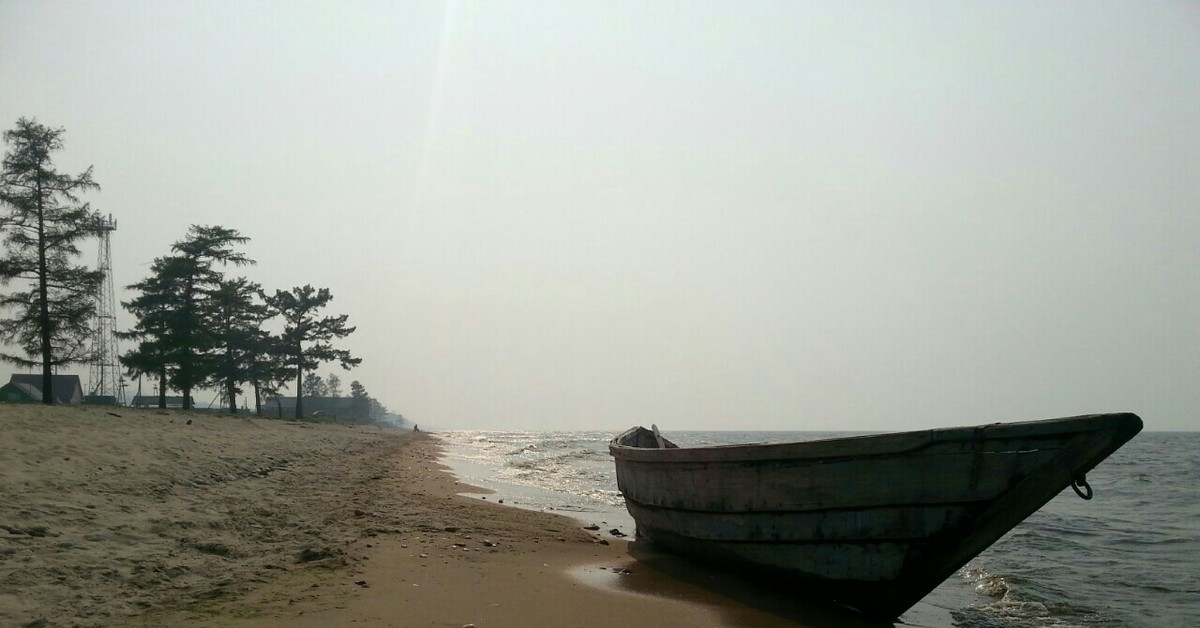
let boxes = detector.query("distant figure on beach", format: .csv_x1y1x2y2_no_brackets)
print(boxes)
413,424,419,432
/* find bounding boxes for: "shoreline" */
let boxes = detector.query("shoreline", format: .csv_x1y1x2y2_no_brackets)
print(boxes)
5,405,882,627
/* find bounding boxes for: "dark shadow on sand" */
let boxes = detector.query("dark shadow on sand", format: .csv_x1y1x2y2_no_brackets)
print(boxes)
617,538,900,627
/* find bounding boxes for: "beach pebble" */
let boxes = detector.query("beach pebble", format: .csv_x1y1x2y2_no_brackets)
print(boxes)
583,524,600,531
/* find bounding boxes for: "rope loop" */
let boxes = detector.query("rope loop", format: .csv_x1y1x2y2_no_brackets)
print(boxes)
1071,475,1093,500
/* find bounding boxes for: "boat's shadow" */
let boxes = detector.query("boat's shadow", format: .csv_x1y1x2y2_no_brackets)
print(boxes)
623,539,904,628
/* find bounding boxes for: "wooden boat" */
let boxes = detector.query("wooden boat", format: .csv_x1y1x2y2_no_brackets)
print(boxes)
609,413,1142,620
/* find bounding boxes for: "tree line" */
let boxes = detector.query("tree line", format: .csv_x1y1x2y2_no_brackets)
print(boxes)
0,118,376,420
119,225,361,418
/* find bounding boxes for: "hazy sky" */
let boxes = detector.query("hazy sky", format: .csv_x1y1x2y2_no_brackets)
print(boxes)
2,1,1198,431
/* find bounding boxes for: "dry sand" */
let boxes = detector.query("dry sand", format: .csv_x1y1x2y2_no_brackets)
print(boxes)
1,404,888,628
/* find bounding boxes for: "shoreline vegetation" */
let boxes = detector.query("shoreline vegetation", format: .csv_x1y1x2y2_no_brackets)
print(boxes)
0,119,375,423
2,405,879,628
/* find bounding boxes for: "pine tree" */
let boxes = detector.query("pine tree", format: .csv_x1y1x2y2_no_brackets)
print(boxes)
167,226,253,408
245,330,290,417
263,285,360,418
0,118,106,403
206,277,271,414
119,255,187,408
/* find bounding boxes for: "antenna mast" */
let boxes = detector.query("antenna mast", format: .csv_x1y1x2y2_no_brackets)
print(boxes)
88,214,125,404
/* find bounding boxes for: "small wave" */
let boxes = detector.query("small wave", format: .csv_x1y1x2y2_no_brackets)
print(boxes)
962,567,1012,599
510,459,557,471
956,563,1122,628
953,597,1110,628
976,575,1010,599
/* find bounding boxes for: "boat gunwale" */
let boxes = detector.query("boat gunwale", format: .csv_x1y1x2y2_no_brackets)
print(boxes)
609,413,1142,464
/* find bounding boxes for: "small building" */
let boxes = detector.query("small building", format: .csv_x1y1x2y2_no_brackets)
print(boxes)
265,396,359,419
130,395,194,409
4,374,84,405
0,381,41,403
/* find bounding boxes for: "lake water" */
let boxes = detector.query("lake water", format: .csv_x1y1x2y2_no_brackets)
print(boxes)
437,429,1199,627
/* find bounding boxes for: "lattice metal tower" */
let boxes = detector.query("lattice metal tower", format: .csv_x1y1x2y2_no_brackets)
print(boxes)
88,214,125,404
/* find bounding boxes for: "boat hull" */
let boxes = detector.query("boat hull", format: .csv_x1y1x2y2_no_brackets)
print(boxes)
609,413,1143,620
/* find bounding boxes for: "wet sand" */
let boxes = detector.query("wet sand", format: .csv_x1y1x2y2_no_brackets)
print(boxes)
3,404,906,627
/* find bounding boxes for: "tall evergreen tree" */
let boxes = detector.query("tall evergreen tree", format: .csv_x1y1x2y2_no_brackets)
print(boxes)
167,226,253,408
206,277,271,414
0,118,105,403
263,285,360,418
119,255,187,408
245,329,290,417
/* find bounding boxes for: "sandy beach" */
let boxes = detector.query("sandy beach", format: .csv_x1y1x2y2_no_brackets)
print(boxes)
1,405,886,628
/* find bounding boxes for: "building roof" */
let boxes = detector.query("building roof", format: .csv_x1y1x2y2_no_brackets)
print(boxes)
0,381,42,402
7,374,83,404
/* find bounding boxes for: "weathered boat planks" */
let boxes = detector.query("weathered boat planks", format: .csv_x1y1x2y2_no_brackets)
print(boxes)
610,413,1143,620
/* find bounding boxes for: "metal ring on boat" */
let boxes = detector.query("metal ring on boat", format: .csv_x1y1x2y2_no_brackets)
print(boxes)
1071,475,1093,500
